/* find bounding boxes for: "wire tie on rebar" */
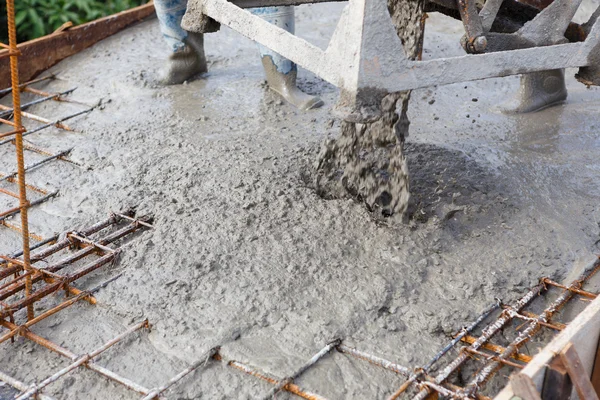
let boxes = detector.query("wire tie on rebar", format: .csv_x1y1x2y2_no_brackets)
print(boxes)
114,213,154,229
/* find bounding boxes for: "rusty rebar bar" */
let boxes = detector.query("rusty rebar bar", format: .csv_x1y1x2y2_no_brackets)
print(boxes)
30,213,123,261
141,346,220,400
503,307,564,331
0,217,143,301
0,369,55,400
0,274,121,346
262,338,340,400
0,108,93,146
424,300,501,372
0,88,77,120
0,319,149,395
542,277,598,299
0,214,119,277
409,282,545,400
0,149,72,184
386,300,500,400
0,104,72,130
16,319,149,400
6,0,33,321
1,234,58,266
459,335,532,363
223,356,328,400
0,191,58,222
113,212,154,229
0,75,56,96
336,344,411,377
0,325,149,396
463,348,524,369
0,251,118,318
458,261,600,397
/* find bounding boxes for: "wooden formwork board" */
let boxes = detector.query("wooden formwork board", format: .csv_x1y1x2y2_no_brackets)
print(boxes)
0,2,155,90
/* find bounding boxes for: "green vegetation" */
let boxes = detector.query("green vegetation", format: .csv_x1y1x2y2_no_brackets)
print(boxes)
1,0,147,44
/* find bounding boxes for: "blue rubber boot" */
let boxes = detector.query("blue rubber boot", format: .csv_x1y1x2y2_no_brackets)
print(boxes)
251,7,323,110
155,0,207,84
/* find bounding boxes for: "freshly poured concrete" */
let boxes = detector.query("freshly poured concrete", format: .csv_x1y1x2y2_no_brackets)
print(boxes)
0,5,600,399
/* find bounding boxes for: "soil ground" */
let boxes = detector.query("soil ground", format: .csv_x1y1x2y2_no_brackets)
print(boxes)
1,4,600,399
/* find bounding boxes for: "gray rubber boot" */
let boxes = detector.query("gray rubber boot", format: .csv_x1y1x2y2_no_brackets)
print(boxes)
251,7,323,111
498,69,567,114
159,32,208,85
261,56,324,111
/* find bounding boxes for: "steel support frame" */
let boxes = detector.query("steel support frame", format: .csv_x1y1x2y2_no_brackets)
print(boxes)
183,0,600,119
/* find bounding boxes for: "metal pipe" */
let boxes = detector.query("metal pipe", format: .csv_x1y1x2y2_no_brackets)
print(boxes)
262,339,340,399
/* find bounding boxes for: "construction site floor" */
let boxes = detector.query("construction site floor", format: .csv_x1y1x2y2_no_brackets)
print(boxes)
1,4,600,399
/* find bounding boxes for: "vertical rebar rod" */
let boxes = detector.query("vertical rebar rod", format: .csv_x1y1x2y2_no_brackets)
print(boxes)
6,0,34,321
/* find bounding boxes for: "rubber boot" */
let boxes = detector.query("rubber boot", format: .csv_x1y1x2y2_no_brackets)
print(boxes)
251,7,324,111
498,69,567,114
155,0,207,85
159,32,207,85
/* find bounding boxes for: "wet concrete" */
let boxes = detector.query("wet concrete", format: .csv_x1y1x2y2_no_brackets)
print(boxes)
0,5,599,399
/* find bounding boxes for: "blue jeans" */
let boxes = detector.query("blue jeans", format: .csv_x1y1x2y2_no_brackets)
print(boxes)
155,0,295,73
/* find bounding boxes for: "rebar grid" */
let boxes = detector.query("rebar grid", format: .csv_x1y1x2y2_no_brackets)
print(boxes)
1,255,598,399
157,257,599,400
0,33,93,244
0,212,153,399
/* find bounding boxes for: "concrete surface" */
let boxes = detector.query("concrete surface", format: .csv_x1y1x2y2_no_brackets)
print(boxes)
0,4,600,399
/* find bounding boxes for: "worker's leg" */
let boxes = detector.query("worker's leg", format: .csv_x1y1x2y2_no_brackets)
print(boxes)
250,7,324,111
499,69,567,114
155,0,207,85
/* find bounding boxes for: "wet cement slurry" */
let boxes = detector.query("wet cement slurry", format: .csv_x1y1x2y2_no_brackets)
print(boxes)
0,5,600,399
